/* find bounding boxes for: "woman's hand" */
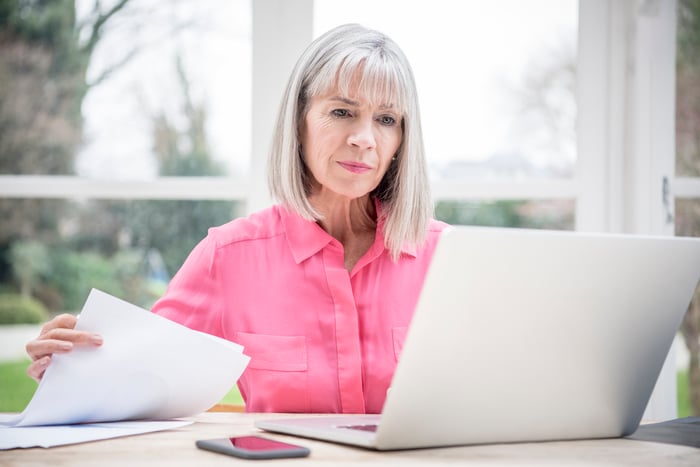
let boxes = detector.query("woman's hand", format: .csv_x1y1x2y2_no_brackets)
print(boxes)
25,313,103,382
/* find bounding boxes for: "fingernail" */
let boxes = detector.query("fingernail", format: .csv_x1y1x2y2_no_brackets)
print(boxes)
91,335,103,345
38,356,50,367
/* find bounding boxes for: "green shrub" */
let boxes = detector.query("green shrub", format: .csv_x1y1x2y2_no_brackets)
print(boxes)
0,294,49,324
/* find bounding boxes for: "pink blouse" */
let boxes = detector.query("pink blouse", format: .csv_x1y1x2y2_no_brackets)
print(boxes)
152,203,447,413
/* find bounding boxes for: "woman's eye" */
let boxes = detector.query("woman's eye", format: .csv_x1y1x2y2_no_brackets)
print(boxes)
378,115,397,126
331,109,350,118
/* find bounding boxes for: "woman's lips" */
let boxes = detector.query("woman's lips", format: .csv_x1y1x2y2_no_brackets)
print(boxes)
337,161,372,174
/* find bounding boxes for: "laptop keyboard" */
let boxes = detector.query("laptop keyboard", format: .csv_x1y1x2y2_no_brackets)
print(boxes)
337,424,378,432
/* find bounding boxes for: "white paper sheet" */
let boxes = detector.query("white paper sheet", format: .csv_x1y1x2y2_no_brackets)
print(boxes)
0,420,193,450
0,288,249,449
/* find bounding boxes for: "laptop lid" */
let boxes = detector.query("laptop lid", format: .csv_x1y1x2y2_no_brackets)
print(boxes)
256,226,700,450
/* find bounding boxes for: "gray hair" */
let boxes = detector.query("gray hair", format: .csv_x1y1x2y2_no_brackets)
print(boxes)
268,23,432,260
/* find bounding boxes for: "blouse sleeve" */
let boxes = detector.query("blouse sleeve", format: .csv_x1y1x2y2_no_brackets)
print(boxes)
151,232,225,338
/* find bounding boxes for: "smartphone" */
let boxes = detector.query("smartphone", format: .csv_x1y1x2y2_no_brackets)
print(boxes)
195,435,310,459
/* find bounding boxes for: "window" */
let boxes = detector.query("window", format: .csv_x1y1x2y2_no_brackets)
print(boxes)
315,0,578,228
0,0,251,310
0,0,689,420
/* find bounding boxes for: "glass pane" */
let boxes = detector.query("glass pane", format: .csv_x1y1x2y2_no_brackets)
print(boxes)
676,198,700,238
315,0,578,182
675,0,700,419
675,197,700,418
435,199,575,230
0,198,241,314
0,0,251,179
674,2,700,419
676,0,700,177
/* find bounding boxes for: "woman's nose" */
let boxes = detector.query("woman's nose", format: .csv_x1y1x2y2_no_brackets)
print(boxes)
347,118,376,150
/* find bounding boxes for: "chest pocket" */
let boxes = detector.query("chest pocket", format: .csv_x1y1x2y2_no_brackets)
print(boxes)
236,332,307,371
235,332,309,412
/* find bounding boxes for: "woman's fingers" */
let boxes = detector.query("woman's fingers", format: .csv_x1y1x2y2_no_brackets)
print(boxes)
26,330,103,360
26,313,103,361
25,331,103,381
26,356,52,382
25,313,104,381
38,327,103,346
38,313,78,336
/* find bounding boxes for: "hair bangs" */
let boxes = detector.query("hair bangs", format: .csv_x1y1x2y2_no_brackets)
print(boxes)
306,49,408,115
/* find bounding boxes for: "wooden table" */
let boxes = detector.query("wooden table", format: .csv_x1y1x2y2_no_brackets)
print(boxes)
2,412,699,466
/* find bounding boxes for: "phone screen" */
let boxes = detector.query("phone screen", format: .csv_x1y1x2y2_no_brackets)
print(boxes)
196,435,310,459
230,436,302,451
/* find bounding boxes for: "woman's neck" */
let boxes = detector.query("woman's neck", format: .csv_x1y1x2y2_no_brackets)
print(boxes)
311,193,376,239
309,193,378,270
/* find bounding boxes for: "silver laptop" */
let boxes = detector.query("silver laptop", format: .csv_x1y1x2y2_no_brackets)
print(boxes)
255,226,700,450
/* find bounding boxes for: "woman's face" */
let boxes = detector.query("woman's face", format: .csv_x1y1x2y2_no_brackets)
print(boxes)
300,85,402,201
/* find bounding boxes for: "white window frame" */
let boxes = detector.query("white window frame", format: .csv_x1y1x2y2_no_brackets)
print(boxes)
577,0,688,421
0,0,692,420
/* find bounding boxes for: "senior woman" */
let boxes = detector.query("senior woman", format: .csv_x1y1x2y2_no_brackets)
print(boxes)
25,23,448,414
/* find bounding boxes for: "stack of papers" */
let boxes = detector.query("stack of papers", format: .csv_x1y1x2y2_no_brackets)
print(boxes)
0,289,250,449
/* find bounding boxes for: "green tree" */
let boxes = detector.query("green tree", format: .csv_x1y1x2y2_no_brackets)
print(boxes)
435,200,573,230
0,0,133,294
124,56,237,275
75,55,238,280
0,1,236,310
8,240,49,298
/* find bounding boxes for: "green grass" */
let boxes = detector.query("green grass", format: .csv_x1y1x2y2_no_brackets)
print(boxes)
0,357,243,413
0,358,38,412
220,386,244,405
